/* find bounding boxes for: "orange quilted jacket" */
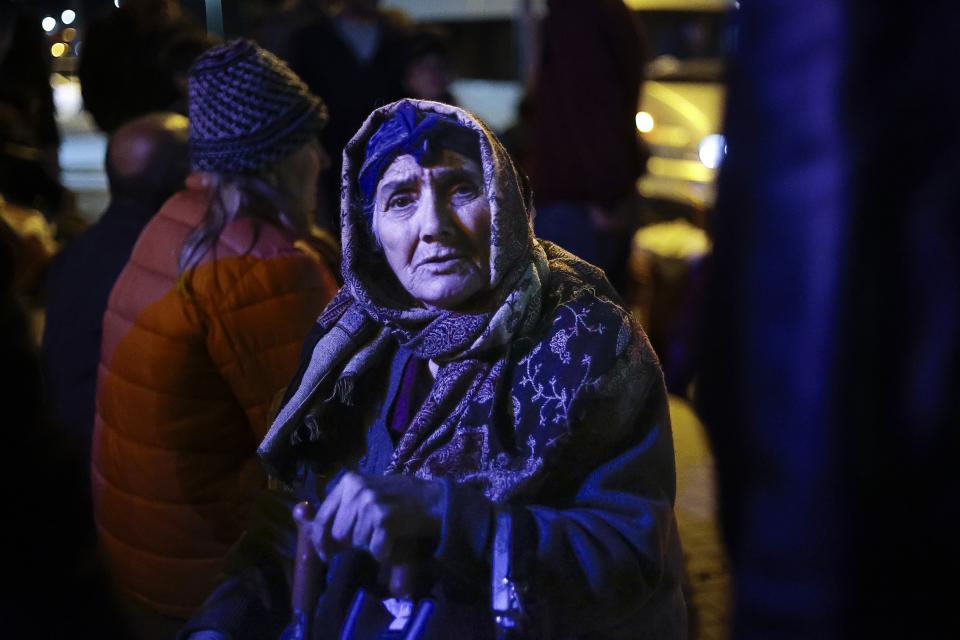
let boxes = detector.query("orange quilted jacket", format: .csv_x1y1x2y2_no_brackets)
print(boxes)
92,184,338,617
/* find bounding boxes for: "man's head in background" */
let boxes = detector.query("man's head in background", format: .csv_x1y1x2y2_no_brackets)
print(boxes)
106,112,190,211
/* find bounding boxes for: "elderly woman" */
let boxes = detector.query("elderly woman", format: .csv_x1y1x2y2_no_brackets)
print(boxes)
184,100,685,639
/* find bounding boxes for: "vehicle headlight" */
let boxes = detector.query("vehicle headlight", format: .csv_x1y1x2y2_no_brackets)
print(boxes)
698,134,726,169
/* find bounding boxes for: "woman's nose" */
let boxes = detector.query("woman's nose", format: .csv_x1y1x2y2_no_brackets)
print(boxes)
417,188,455,242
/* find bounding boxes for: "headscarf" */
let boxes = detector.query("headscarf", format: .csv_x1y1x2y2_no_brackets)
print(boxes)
357,101,480,215
259,100,550,484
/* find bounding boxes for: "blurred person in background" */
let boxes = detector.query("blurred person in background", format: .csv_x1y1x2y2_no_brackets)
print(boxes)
282,0,411,233
0,189,57,305
697,1,960,637
0,219,129,638
500,93,535,180
92,40,340,637
42,112,190,499
627,214,711,397
247,0,327,57
0,6,60,179
79,0,204,133
0,6,81,246
157,29,220,114
530,0,647,294
402,26,456,105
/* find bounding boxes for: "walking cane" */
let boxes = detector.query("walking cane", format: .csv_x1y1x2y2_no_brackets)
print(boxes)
281,501,321,640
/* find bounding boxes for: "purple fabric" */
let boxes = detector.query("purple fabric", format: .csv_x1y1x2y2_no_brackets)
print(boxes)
388,355,432,438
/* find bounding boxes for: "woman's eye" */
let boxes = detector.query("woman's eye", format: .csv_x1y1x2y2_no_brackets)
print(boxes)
386,193,415,210
450,182,479,201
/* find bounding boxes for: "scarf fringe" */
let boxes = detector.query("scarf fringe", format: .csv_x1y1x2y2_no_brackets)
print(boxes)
330,375,355,406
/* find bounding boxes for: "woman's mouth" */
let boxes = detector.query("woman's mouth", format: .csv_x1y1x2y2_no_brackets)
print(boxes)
417,252,466,269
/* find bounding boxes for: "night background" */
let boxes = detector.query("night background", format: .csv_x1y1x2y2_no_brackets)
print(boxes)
1,1,957,638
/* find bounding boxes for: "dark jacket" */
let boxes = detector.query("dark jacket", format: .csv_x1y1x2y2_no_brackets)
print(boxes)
41,195,158,464
2,217,129,638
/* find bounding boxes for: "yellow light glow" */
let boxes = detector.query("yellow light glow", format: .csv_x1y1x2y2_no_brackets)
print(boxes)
62,28,77,42
162,114,190,129
633,219,711,259
635,111,655,133
655,125,692,147
646,157,716,184
51,43,67,58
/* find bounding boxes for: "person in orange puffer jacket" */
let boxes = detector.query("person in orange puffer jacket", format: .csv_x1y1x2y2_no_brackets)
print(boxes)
92,40,340,635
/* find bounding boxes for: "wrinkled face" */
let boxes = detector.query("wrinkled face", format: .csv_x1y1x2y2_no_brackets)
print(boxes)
372,150,491,310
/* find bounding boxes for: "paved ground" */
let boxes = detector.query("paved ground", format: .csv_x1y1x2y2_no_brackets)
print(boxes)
669,395,731,640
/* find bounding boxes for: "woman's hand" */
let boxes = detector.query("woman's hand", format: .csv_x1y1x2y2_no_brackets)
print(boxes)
311,472,444,564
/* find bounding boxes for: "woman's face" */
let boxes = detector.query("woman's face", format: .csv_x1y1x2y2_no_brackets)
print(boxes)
372,150,491,310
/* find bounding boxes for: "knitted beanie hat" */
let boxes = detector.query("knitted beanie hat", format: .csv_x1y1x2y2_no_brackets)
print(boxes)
188,39,328,174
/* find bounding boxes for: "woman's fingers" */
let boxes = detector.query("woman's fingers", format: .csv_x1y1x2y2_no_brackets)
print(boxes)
312,472,441,563
313,472,359,561
352,497,383,553
369,526,393,564
329,484,364,544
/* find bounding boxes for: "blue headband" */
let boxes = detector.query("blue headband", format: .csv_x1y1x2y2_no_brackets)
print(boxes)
358,102,480,218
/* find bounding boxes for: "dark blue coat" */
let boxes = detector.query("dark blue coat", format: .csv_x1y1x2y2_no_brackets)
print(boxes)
41,195,157,464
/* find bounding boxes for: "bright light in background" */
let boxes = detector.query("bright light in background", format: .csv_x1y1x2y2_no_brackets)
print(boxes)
114,0,121,7
51,42,67,58
698,134,727,170
51,74,84,120
62,27,77,42
61,10,76,25
635,111,655,134
42,16,57,32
